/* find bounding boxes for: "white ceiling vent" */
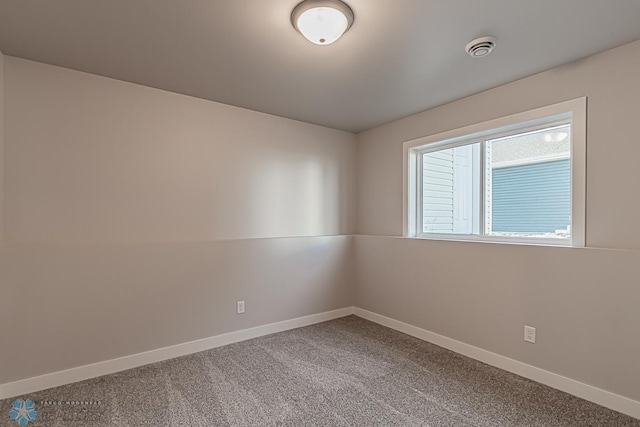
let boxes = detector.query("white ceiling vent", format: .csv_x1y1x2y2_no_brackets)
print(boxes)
465,36,498,58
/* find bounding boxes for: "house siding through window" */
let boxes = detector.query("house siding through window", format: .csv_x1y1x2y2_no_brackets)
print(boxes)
491,159,571,233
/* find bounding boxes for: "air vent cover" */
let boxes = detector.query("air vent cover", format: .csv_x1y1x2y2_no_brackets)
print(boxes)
465,36,498,58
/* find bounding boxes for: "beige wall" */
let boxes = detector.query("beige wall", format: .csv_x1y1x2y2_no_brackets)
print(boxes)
1,236,353,384
0,50,4,244
0,57,356,383
355,40,640,401
5,58,356,247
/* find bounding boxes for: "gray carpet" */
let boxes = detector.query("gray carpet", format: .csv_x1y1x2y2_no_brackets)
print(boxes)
1,316,638,426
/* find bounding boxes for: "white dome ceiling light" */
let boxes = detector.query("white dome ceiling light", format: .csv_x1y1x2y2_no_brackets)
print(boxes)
465,36,498,58
291,0,354,45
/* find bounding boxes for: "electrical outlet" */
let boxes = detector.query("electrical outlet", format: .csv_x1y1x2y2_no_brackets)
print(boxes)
236,300,245,314
524,325,536,343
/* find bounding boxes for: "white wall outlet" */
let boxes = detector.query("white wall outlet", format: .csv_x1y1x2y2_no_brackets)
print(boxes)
236,300,245,314
524,325,536,343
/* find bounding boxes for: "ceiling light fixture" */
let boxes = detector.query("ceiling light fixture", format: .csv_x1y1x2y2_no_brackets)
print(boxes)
291,0,354,46
465,36,498,58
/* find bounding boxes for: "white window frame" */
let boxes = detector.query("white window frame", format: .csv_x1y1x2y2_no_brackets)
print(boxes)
403,97,586,247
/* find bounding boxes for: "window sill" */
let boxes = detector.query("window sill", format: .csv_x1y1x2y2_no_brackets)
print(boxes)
410,234,576,248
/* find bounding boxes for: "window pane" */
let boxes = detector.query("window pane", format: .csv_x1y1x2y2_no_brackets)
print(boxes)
422,143,480,234
485,124,571,238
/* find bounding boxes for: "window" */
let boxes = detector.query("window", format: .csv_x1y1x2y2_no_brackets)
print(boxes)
404,98,586,246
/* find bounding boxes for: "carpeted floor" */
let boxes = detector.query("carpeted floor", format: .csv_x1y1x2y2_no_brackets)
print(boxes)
2,315,638,426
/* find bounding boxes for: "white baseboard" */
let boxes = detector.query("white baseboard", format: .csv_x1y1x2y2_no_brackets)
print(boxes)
0,307,355,400
353,307,640,420
4,306,638,420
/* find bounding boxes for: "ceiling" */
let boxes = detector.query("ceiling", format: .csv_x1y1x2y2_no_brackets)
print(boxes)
0,1,639,133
